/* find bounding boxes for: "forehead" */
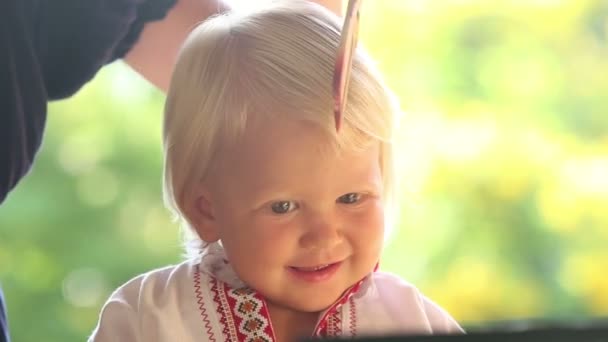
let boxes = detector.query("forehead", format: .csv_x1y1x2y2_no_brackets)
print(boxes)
228,117,372,161
241,119,329,159
210,118,381,191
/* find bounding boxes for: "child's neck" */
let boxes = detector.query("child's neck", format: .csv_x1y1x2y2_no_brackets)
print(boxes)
266,302,320,342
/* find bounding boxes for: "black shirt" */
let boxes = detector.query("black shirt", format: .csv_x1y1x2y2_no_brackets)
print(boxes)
0,0,177,340
0,0,176,205
0,288,7,342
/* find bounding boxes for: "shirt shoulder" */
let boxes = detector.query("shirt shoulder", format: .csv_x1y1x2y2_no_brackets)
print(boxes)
107,261,189,304
356,271,463,335
89,259,208,342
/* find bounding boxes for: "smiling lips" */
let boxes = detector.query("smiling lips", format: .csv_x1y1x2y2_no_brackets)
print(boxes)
293,264,332,272
288,261,343,282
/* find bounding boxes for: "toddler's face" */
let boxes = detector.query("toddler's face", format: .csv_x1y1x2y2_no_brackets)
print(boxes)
201,118,385,313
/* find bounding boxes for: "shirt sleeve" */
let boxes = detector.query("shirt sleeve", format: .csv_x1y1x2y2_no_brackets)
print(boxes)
89,272,155,342
42,0,177,100
89,297,142,342
370,271,464,335
89,263,195,341
420,295,465,334
0,0,176,204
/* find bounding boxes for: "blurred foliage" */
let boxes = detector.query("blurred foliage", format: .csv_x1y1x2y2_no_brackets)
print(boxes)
1,0,607,340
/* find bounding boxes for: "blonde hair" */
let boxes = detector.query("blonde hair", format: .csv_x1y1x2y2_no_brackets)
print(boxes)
163,0,401,256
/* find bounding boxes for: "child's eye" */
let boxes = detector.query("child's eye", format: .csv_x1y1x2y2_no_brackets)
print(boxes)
270,201,298,214
337,193,362,204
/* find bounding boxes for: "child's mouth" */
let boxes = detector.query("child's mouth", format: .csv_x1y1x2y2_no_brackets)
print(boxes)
287,262,342,282
292,264,331,272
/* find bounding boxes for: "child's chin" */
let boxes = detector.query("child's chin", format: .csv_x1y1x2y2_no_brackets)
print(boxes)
287,294,343,313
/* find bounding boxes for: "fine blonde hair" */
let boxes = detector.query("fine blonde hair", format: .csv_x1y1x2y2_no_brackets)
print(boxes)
163,0,401,256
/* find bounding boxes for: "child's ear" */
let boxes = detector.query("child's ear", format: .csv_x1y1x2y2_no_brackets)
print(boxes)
184,186,220,243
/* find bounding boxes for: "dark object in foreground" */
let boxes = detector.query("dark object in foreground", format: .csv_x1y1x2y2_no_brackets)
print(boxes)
302,320,608,342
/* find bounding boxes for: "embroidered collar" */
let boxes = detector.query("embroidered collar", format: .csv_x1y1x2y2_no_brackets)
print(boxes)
193,243,372,340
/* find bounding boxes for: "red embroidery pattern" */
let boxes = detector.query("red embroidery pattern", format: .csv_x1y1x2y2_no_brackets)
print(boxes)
207,276,275,341
196,261,366,341
212,279,239,340
313,278,364,337
194,265,217,342
328,311,343,336
226,287,274,341
349,297,357,336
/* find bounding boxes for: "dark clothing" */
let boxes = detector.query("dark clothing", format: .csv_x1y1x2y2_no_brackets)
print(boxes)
0,0,176,204
0,288,8,342
0,0,177,340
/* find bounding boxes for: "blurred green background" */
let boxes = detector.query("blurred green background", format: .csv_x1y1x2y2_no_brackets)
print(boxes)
1,0,607,340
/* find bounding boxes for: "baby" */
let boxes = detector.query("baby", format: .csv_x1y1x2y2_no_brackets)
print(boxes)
89,1,462,341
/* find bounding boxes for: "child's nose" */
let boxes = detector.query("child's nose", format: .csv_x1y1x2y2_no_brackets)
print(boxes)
299,215,343,251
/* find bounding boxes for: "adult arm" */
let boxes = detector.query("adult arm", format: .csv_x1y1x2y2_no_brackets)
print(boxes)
0,0,180,204
0,0,343,204
124,0,343,92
